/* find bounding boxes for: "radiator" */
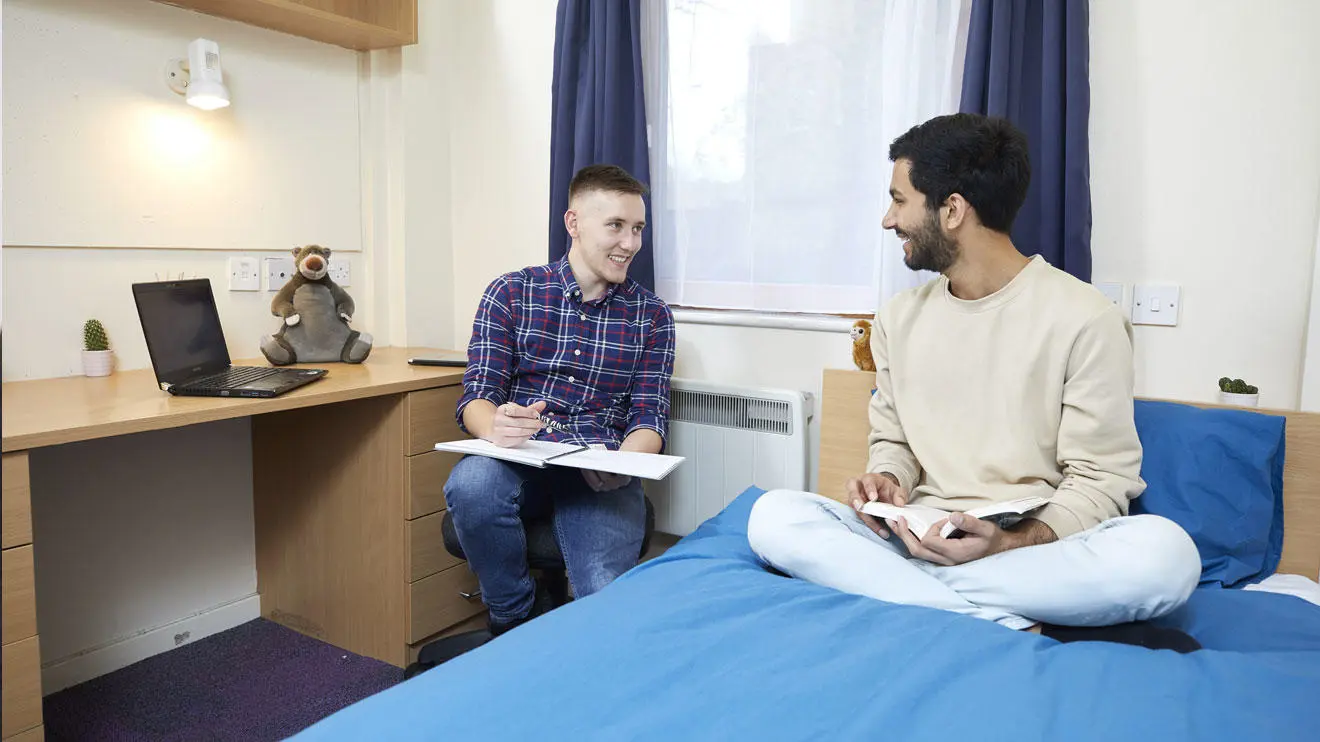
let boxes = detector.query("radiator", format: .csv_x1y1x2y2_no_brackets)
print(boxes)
648,379,814,536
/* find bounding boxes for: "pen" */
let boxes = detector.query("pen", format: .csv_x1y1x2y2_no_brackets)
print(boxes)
539,414,572,434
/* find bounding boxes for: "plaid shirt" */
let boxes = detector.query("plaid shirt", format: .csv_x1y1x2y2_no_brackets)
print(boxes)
456,257,677,449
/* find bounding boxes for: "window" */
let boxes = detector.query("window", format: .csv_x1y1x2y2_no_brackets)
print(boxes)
642,0,971,314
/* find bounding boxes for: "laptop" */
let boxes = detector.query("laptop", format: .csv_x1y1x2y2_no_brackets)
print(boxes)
132,278,327,398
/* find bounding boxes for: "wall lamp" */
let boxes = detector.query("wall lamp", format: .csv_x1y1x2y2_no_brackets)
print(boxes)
165,38,231,111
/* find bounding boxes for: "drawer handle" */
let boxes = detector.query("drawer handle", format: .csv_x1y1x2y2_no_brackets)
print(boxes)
459,589,482,600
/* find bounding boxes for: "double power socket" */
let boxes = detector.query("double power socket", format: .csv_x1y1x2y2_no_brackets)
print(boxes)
227,256,350,292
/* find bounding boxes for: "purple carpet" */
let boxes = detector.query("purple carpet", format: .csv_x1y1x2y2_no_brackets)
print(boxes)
43,619,402,741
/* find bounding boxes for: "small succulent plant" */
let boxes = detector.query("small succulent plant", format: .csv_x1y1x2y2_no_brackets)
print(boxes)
1218,376,1258,395
83,319,110,352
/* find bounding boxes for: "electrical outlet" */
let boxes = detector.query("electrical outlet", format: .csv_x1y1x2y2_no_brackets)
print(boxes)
328,261,350,286
228,257,260,291
264,256,296,291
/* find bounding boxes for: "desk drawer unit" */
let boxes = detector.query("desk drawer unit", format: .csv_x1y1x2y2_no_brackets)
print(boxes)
252,380,488,668
1,547,37,645
406,386,464,455
1,452,42,741
2,453,32,549
405,450,462,519
1,636,42,740
406,511,462,581
406,562,484,643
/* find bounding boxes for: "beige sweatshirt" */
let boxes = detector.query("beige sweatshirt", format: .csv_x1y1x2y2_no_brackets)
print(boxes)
866,255,1145,539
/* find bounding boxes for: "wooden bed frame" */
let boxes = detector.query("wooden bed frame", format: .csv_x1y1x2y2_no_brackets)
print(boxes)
817,368,1320,580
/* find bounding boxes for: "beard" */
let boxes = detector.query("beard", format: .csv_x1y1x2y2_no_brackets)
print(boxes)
896,212,960,273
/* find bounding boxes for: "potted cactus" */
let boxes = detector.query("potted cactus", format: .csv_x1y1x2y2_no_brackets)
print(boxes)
82,319,115,377
1218,377,1258,407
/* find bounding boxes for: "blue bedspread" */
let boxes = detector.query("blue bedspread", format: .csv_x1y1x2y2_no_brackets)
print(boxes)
295,488,1320,742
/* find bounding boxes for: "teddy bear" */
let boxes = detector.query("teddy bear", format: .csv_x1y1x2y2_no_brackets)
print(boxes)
260,245,373,365
850,319,876,372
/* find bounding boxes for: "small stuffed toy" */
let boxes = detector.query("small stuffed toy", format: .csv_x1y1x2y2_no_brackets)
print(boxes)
850,319,876,372
260,245,373,365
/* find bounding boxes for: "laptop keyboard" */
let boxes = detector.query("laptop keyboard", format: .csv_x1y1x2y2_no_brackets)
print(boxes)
185,366,282,391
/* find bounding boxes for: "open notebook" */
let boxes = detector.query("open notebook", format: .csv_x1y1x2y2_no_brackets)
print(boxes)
434,439,685,481
860,495,1049,539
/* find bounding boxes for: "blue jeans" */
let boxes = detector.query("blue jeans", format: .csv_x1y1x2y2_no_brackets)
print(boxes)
443,455,647,623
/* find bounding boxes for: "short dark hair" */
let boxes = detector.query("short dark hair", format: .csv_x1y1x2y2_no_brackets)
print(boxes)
888,113,1031,234
568,164,648,203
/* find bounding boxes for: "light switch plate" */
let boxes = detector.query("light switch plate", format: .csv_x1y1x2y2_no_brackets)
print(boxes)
1132,284,1181,326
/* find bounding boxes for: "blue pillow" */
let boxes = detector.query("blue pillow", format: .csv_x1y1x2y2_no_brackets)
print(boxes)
1130,400,1286,587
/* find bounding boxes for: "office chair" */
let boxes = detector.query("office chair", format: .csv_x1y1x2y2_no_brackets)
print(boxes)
405,497,655,679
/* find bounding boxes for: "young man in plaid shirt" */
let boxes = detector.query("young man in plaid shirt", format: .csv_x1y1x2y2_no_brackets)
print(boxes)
445,165,677,636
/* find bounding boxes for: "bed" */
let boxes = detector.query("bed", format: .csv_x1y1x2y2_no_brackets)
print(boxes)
293,369,1320,742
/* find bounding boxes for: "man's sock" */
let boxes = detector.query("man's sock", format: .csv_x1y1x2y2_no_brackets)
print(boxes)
1040,621,1202,653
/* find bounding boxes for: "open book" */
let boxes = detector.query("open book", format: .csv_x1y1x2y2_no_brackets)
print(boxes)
859,495,1049,539
433,438,685,481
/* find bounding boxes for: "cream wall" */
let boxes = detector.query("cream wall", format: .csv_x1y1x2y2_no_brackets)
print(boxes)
446,0,558,344
401,1,458,350
1090,0,1320,409
2,0,365,381
1301,210,1320,411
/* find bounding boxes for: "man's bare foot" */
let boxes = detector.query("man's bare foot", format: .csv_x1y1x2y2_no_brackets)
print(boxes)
1025,623,1043,634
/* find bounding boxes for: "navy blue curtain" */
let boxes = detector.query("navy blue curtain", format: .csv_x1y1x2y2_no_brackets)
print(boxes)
959,0,1092,282
548,0,655,290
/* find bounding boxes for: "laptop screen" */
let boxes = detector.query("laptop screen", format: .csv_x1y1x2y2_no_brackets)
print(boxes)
132,279,231,387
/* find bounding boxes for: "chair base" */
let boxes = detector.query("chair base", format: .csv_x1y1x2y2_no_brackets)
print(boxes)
404,629,493,680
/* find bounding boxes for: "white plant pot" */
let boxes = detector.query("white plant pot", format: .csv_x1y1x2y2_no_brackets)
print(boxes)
1218,391,1258,407
82,350,115,377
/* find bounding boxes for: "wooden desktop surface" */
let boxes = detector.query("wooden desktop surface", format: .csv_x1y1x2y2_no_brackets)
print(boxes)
1,347,466,452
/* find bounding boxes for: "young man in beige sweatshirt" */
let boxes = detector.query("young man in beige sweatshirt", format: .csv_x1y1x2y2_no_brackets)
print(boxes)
747,113,1203,649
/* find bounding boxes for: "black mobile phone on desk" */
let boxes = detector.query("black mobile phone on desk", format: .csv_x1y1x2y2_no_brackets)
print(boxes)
407,351,468,367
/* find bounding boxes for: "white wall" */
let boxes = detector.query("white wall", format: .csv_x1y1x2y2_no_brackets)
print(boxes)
2,0,365,381
4,0,360,251
1301,210,1320,411
446,0,558,344
401,1,458,350
673,322,854,489
29,420,259,692
1090,0,1320,409
1,246,362,379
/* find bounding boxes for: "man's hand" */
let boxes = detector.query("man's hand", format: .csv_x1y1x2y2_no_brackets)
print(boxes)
487,401,547,448
581,470,632,492
846,472,908,539
890,514,1057,566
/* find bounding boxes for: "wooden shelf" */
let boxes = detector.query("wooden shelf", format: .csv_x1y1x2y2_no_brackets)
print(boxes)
154,0,417,51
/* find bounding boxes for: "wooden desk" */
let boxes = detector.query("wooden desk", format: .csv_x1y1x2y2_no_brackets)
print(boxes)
1,348,480,740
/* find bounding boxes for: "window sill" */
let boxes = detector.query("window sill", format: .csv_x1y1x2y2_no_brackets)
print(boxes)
671,308,864,333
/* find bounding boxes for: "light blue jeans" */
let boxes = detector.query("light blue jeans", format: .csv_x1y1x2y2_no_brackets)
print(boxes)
443,455,646,623
747,490,1202,629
